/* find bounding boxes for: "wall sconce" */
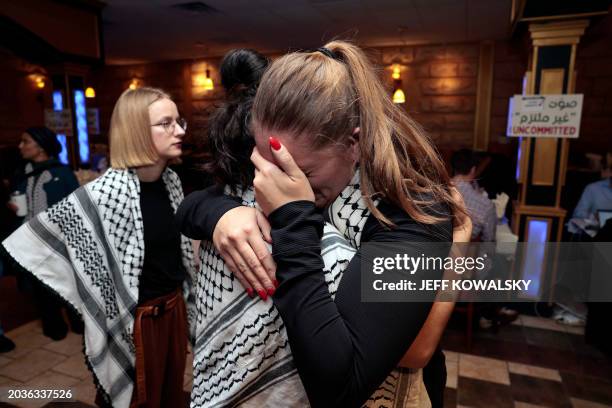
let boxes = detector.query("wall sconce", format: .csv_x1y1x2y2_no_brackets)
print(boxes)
203,68,214,90
129,78,141,90
194,73,207,87
392,88,406,104
392,64,401,80
390,64,405,104
194,67,214,91
85,87,96,98
29,74,46,89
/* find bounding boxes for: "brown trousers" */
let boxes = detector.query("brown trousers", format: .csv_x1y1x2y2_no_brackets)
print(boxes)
130,289,188,408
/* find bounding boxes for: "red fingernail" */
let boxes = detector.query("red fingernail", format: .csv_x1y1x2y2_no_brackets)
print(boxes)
269,137,281,151
273,279,279,288
257,289,268,301
246,288,255,298
267,287,275,297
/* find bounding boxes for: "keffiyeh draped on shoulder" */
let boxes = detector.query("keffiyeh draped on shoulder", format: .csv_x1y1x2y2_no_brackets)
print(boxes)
2,167,197,408
191,171,425,407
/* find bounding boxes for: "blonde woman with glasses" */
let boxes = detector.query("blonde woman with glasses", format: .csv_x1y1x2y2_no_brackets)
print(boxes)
2,87,197,408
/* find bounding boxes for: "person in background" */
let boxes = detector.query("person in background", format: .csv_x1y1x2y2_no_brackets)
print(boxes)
572,164,612,220
14,127,82,340
476,152,517,223
451,149,518,327
585,217,612,356
560,163,612,326
0,180,16,352
16,127,80,219
451,149,497,243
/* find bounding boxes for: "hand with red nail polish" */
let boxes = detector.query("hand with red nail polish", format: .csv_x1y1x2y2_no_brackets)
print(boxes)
213,206,277,305
257,289,268,301
250,143,314,216
269,136,281,151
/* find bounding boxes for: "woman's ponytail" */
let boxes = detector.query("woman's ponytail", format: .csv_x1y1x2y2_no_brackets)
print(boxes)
326,41,463,225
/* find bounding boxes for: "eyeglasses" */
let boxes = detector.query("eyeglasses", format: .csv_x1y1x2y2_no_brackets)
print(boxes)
151,117,187,134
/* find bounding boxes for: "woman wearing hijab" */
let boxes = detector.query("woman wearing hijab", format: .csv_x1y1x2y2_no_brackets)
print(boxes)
14,126,81,340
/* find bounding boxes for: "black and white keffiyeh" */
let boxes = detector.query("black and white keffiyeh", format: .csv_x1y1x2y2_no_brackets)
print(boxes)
24,162,53,220
2,167,197,408
191,171,427,407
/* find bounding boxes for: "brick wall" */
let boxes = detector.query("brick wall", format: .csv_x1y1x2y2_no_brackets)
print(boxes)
0,47,49,178
89,58,222,148
88,44,481,156
0,47,46,149
377,44,480,150
488,40,527,157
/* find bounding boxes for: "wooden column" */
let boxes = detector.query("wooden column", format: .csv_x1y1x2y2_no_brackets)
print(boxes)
512,19,588,242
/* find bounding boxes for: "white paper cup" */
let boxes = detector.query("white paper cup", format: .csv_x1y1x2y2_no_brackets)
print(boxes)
10,193,27,217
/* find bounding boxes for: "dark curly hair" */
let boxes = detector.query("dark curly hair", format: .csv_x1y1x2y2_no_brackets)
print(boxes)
204,49,269,192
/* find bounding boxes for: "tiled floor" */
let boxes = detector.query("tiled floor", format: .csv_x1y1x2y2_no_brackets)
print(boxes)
0,321,193,408
0,277,38,333
441,314,612,408
1,312,610,407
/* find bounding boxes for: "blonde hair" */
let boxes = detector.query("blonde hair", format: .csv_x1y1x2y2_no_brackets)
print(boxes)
253,40,465,226
109,87,171,169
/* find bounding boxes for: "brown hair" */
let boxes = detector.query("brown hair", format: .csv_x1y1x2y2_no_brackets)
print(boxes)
252,40,463,226
109,87,170,169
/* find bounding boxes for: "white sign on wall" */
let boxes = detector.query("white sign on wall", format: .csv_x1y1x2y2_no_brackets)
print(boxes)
44,109,73,137
507,94,583,138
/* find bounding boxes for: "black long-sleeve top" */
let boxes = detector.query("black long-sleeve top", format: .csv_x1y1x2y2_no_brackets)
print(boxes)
138,178,185,302
176,186,452,407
